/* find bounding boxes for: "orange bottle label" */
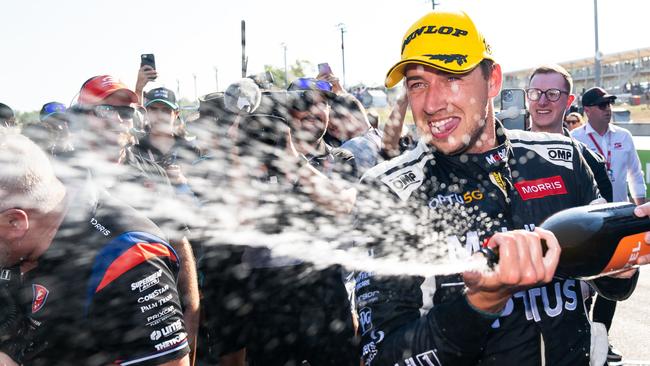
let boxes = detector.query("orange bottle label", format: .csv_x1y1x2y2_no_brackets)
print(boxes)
602,233,650,273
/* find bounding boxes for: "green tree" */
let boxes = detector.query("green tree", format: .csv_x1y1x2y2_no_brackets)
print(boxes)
264,59,312,88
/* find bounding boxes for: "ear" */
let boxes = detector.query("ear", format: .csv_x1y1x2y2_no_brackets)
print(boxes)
488,63,503,99
566,94,576,108
0,209,29,240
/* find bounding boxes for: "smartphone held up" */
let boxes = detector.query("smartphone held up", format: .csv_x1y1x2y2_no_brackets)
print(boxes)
140,53,157,81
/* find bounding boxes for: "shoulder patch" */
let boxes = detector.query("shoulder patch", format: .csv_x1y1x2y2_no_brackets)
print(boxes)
508,130,575,170
362,142,431,201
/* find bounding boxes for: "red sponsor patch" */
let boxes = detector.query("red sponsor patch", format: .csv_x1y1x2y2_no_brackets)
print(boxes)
32,284,49,313
614,142,623,149
514,175,567,201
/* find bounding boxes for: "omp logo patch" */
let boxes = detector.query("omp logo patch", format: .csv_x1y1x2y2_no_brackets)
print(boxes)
547,148,572,162
515,176,567,201
389,171,420,191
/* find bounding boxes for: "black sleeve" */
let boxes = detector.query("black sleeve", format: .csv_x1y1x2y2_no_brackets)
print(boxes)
580,144,613,202
571,139,602,205
590,270,640,301
89,254,189,365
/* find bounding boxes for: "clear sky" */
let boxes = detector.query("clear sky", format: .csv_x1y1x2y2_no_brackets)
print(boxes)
2,0,649,111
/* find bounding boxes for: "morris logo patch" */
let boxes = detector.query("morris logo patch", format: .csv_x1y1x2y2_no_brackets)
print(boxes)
515,176,567,201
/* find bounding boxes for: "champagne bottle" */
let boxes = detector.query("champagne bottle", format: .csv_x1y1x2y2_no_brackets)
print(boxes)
539,202,650,278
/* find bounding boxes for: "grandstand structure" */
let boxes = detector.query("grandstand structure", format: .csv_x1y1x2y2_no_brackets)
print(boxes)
503,47,650,96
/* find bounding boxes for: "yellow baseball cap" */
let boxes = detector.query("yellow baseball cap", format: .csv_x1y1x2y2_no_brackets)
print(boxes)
385,11,494,88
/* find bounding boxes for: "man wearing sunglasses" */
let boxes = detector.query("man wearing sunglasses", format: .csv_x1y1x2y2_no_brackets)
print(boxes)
572,87,646,205
352,10,650,366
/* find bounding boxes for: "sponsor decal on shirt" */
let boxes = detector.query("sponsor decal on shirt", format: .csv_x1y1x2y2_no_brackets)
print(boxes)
401,350,442,366
546,148,572,162
89,217,111,236
489,171,508,198
153,332,187,352
485,147,507,165
32,284,49,313
389,170,420,191
359,307,373,335
131,269,163,292
514,175,567,201
614,142,623,149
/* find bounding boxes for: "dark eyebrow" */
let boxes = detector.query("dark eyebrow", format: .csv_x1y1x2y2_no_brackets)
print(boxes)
405,75,425,83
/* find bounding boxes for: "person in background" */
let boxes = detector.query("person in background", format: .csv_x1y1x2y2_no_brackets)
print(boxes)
0,130,190,366
571,86,648,363
39,102,74,155
564,111,585,131
526,64,613,202
572,87,646,205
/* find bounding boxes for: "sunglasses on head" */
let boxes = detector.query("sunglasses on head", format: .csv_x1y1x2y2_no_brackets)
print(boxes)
93,104,135,119
288,78,333,93
565,119,580,125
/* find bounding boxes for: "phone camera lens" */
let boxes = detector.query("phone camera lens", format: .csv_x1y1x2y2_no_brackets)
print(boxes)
503,90,514,103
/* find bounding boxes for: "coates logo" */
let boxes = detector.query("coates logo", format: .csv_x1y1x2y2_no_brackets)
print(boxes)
515,176,567,201
485,148,507,165
32,284,49,313
389,171,420,191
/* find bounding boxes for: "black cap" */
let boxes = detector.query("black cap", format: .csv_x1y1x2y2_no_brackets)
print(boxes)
582,87,617,106
144,87,179,110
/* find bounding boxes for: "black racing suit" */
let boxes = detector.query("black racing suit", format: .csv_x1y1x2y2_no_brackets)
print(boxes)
0,184,189,365
354,125,604,366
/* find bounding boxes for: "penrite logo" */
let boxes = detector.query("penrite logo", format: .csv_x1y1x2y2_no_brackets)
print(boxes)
515,175,567,201
32,284,49,313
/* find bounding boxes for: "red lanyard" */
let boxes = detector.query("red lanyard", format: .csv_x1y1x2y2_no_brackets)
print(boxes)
588,132,612,171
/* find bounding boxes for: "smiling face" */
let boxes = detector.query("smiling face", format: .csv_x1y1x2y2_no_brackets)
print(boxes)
404,62,502,155
528,72,575,133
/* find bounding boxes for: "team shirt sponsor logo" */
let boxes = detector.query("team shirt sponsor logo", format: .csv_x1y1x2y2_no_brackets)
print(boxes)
32,284,49,313
614,142,623,149
141,292,173,313
0,269,10,281
427,189,484,209
485,147,508,165
514,175,567,201
389,171,420,191
400,350,442,366
357,291,380,307
359,307,373,335
138,285,169,303
153,332,187,351
150,319,183,341
489,171,508,198
131,269,163,292
89,217,111,236
146,305,176,327
546,148,572,162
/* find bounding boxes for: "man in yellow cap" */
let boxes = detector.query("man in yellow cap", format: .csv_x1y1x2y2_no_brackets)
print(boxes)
354,10,645,366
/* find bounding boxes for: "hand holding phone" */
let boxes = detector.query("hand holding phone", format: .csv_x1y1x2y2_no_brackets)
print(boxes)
318,62,332,76
140,54,157,81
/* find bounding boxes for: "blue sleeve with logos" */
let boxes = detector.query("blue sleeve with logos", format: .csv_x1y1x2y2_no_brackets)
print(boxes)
86,231,189,365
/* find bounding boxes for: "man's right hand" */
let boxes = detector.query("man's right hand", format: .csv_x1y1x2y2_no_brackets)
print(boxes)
463,228,561,314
